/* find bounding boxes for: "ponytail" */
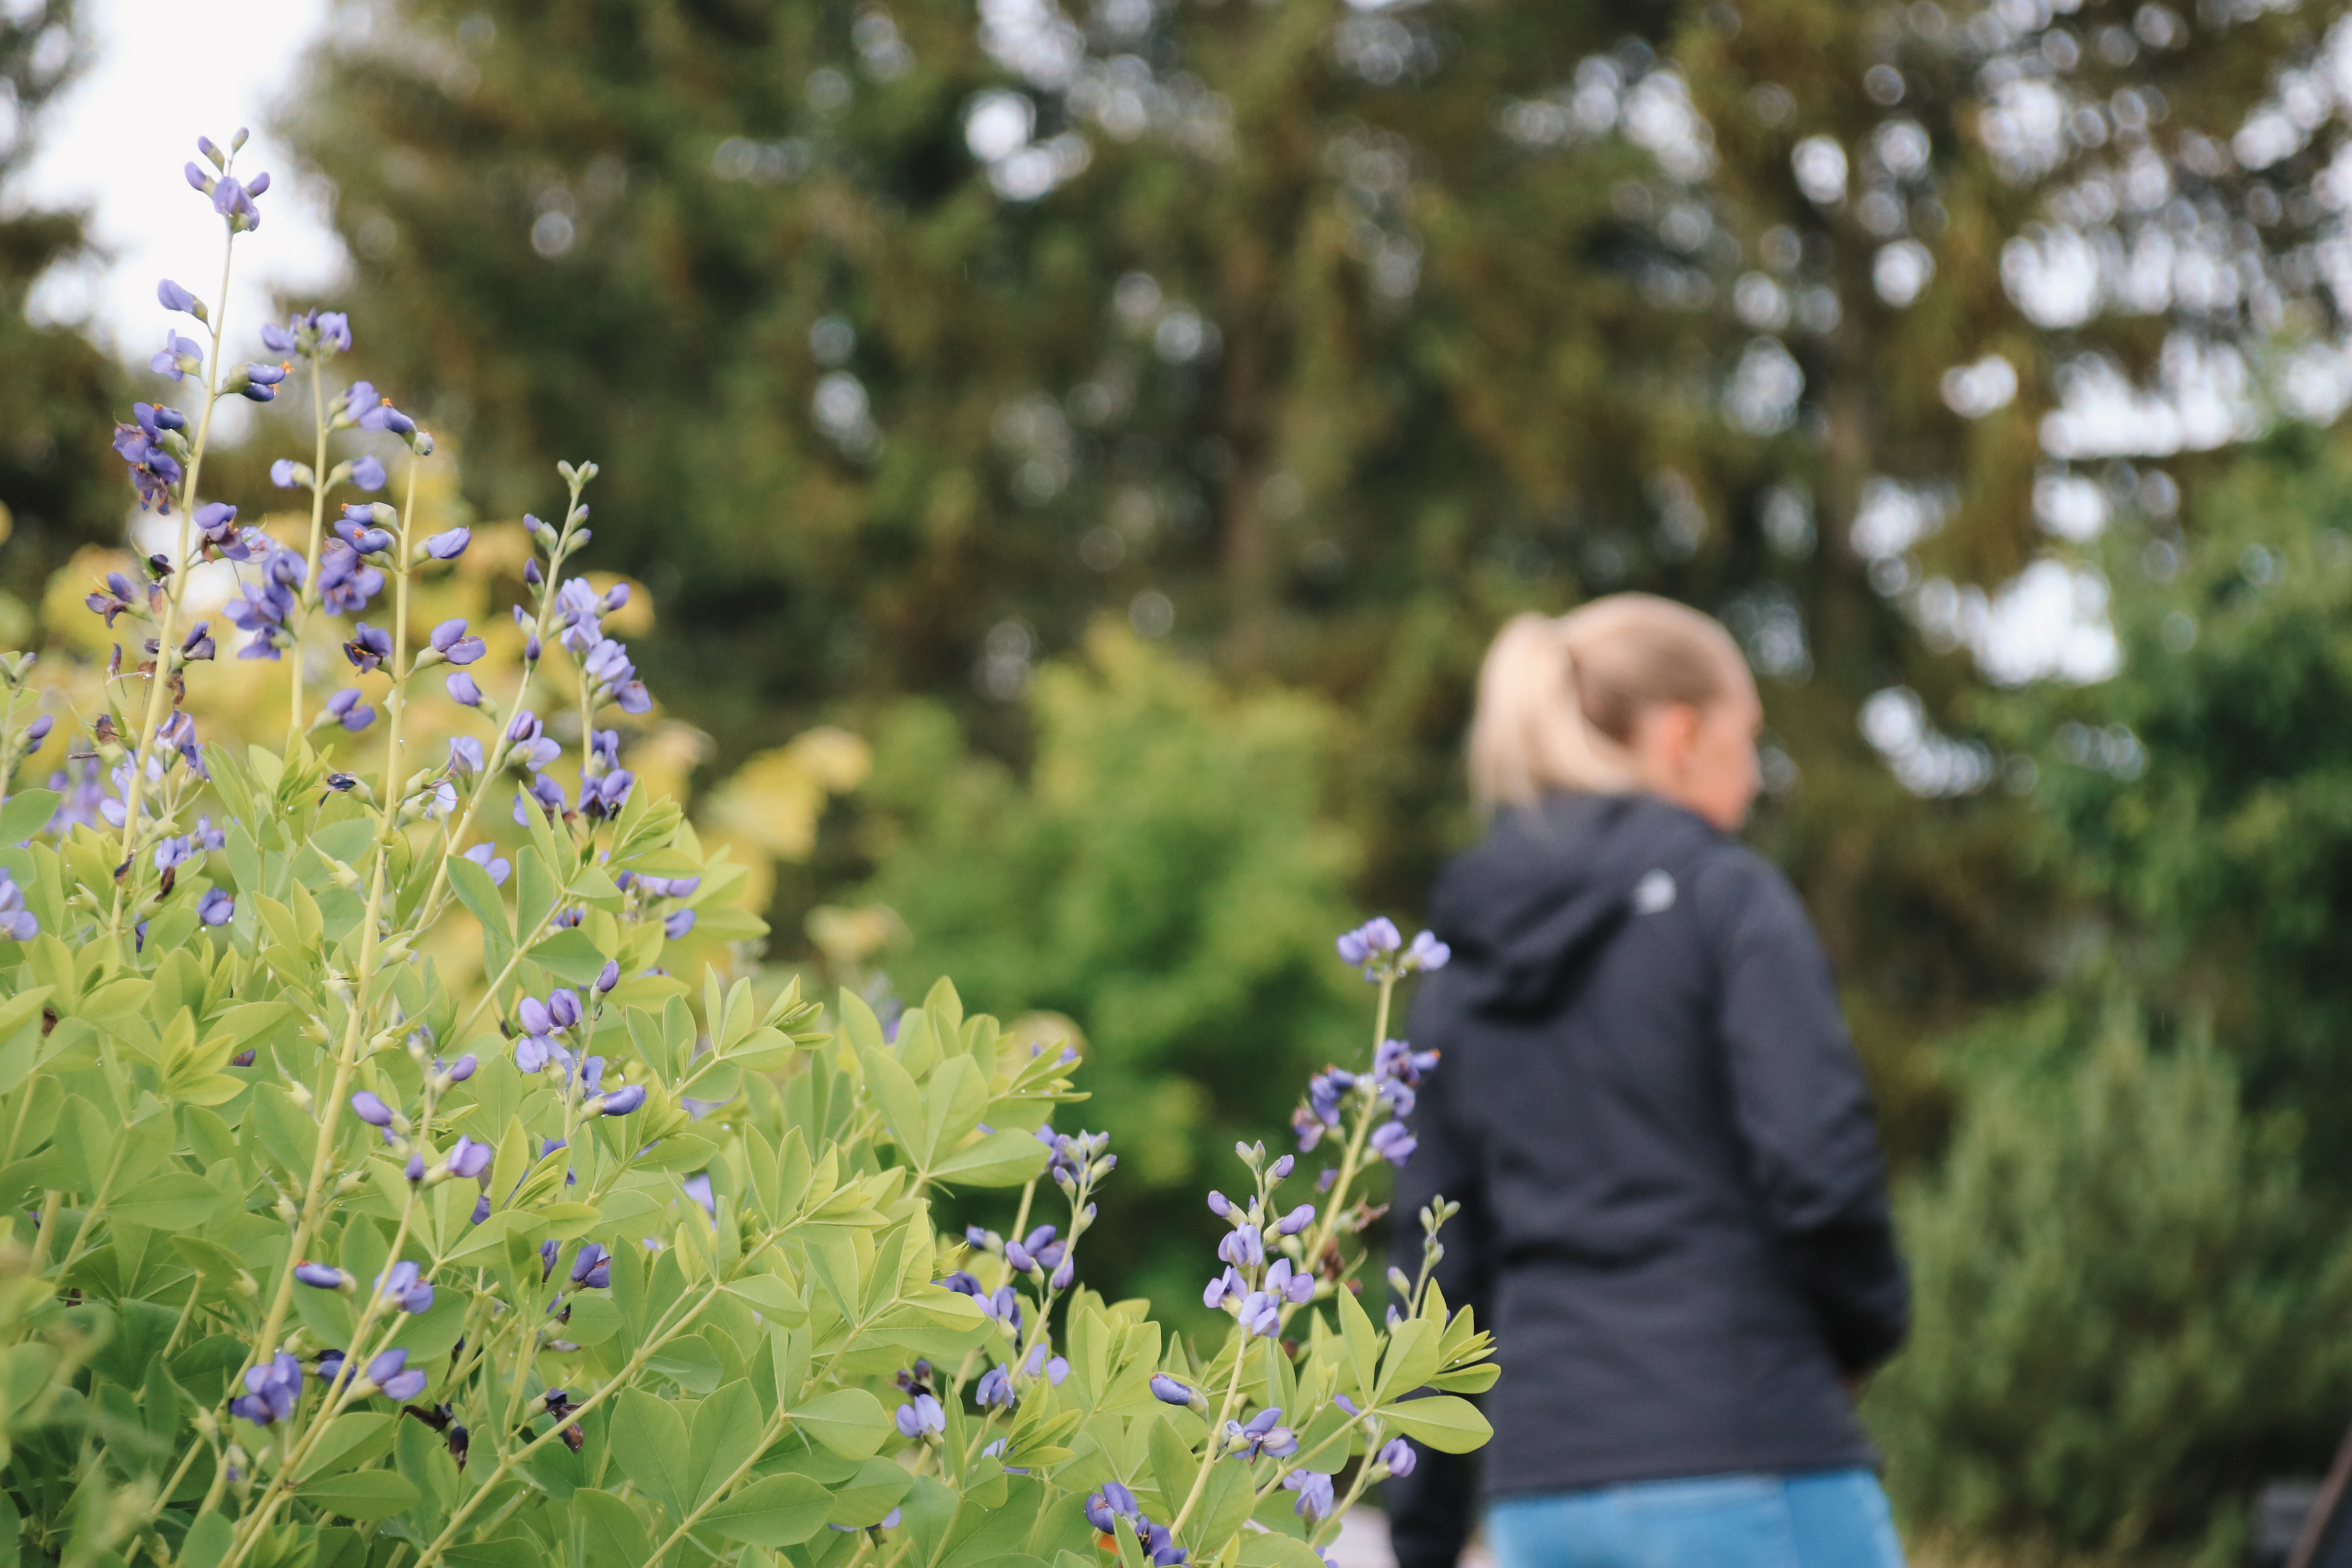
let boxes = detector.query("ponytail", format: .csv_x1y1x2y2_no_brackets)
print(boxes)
1467,595,1746,815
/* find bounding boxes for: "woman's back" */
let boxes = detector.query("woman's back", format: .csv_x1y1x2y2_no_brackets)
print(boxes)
1391,791,1907,1539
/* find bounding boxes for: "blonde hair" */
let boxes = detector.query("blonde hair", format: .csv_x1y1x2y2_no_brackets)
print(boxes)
1468,594,1748,813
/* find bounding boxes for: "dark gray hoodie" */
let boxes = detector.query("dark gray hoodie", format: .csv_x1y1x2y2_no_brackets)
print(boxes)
1385,792,1908,1567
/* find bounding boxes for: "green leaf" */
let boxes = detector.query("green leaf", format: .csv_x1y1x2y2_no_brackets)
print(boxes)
699,1472,835,1548
446,1542,544,1568
929,1126,1051,1188
109,1172,220,1230
720,1271,809,1326
689,1380,768,1506
299,1469,421,1521
571,1488,655,1568
825,1455,914,1526
296,1413,399,1480
1377,1394,1492,1454
789,1387,890,1459
0,791,61,848
609,1386,695,1515
1375,1316,1440,1403
1236,1536,1328,1568
446,850,511,942
178,1509,231,1568
1425,1363,1500,1394
859,1046,926,1162
528,927,612,988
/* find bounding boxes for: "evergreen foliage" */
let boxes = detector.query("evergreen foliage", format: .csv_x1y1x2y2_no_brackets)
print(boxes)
1868,1001,2352,1560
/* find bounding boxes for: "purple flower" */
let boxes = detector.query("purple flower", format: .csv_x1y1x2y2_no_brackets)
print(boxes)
350,1091,394,1127
596,959,621,993
366,1349,426,1402
23,715,52,746
360,397,416,436
975,1366,1016,1408
893,1392,945,1437
1275,1203,1316,1236
324,688,376,733
336,507,396,555
85,572,140,628
448,1136,491,1179
1227,1406,1296,1459
664,909,697,940
1202,1267,1244,1310
448,737,485,778
294,1262,349,1290
1336,916,1403,972
157,278,201,316
580,769,633,819
1379,1438,1417,1478
233,362,287,403
340,380,378,423
379,1261,435,1314
571,1243,612,1288
270,458,307,488
462,842,510,886
424,527,471,560
1405,930,1450,973
151,332,203,381
1264,1258,1314,1305
350,455,388,491
1217,1225,1264,1270
229,1352,303,1425
1150,1375,1196,1407
430,618,486,665
445,1054,481,1084
1284,1469,1335,1520
405,1152,427,1182
1370,1120,1417,1168
598,1085,646,1116
343,622,393,673
1085,1482,1140,1533
197,889,235,927
1237,1290,1281,1337
318,543,385,614
445,672,485,708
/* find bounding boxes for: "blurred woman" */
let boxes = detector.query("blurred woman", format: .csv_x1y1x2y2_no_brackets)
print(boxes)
1387,595,1910,1568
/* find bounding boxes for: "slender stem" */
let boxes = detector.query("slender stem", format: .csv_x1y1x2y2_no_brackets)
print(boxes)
288,356,331,737
113,223,239,924
1168,1328,1252,1537
643,1405,793,1562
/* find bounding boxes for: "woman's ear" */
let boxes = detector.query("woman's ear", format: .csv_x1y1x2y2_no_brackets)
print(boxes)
1629,701,1705,782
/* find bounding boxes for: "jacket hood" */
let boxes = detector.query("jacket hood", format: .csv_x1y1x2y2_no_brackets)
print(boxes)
1429,792,1722,1017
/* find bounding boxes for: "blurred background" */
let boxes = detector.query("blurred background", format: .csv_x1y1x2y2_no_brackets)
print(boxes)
8,0,2352,1558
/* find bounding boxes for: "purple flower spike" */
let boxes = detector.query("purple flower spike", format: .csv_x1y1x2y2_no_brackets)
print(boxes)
350,1091,394,1127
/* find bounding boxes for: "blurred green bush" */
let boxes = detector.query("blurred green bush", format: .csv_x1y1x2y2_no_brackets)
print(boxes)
849,626,1367,1323
1868,999,2352,1562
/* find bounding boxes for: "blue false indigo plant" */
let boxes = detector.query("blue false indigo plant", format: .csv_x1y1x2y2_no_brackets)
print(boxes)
0,136,1490,1568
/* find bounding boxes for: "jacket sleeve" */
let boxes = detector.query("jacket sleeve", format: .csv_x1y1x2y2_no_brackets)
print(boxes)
1706,855,1910,1375
1383,972,1493,1568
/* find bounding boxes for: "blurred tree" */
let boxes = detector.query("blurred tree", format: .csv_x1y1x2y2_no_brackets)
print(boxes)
2003,423,2352,1162
279,0,2351,1161
0,0,125,609
846,626,1363,1321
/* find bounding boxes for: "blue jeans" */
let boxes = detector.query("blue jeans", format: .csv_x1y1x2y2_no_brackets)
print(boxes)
1486,1470,1907,1568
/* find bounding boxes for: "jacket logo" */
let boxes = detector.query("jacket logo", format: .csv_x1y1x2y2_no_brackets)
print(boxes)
1632,869,1677,915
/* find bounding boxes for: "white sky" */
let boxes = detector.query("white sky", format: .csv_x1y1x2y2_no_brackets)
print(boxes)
13,0,345,357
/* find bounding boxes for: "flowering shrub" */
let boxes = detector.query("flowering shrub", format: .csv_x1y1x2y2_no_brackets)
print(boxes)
0,134,1488,1568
